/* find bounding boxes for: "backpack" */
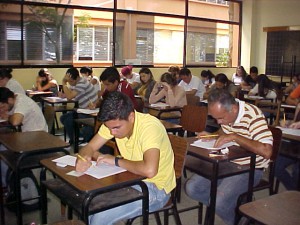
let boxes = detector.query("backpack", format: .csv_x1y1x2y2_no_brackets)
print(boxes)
5,169,40,212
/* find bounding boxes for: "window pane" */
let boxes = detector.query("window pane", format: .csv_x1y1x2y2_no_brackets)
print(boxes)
189,0,240,22
0,3,22,65
186,19,239,67
25,0,114,9
116,13,184,66
117,0,185,16
23,5,73,65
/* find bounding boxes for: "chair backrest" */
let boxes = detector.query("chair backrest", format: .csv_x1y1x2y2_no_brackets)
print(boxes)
179,105,208,133
168,134,188,179
44,105,55,134
135,96,144,113
268,126,282,162
255,99,282,126
186,94,200,106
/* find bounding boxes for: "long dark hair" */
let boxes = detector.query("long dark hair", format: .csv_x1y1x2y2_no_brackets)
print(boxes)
257,74,277,97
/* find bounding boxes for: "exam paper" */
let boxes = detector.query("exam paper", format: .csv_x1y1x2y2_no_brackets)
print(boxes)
191,139,237,150
277,127,300,137
52,155,126,179
77,108,99,115
150,102,170,108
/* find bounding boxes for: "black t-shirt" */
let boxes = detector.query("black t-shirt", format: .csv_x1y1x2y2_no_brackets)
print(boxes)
244,75,256,88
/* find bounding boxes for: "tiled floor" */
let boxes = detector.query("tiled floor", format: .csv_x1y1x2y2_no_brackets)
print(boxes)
2,136,287,225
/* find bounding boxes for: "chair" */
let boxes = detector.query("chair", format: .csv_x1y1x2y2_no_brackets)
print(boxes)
126,134,188,225
179,105,208,137
44,105,56,134
186,94,200,106
254,98,282,126
235,126,282,223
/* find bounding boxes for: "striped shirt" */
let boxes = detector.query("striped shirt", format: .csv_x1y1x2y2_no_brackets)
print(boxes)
221,100,273,169
71,77,98,108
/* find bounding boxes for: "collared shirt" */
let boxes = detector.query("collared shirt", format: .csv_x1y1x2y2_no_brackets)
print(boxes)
178,75,205,100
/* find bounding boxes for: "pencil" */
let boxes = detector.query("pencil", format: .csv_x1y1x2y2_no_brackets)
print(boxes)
283,112,286,124
198,134,219,138
76,153,87,162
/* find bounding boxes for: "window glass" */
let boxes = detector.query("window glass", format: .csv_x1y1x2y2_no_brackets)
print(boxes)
25,0,114,9
0,4,22,65
188,0,240,22
186,19,239,67
117,0,185,16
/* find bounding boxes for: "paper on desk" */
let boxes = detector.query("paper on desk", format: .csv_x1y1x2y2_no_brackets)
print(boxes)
150,102,170,108
277,127,300,137
44,97,68,101
52,155,126,179
191,139,237,150
0,119,7,123
77,108,99,115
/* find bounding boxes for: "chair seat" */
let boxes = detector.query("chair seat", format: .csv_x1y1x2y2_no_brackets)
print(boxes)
42,178,143,215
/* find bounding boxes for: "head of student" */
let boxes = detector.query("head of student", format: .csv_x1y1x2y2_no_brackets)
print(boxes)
38,68,51,84
160,72,177,88
121,65,133,79
65,67,80,86
100,67,121,92
207,88,238,126
215,73,231,89
80,66,93,77
249,66,258,80
98,91,135,138
139,67,154,85
179,67,192,84
201,70,215,83
0,87,15,112
0,68,13,87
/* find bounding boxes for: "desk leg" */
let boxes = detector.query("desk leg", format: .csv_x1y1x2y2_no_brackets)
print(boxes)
140,181,149,225
206,163,219,225
247,155,256,202
15,168,23,225
40,167,48,224
74,120,79,154
0,159,5,225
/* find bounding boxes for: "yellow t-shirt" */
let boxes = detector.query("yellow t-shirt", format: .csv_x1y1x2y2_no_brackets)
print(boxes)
98,111,176,194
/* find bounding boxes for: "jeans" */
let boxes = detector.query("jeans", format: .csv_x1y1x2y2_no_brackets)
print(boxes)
275,154,299,190
89,182,170,225
185,169,263,225
0,144,8,187
60,112,94,145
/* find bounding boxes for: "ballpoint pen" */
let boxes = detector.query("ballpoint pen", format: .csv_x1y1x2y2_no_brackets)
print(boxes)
198,134,219,138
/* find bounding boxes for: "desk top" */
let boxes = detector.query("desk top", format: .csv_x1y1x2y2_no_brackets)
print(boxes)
144,103,182,112
41,156,145,193
0,131,69,153
26,90,53,97
42,96,77,104
239,191,300,225
160,120,182,131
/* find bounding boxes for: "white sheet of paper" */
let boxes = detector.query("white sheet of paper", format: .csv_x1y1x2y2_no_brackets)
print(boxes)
0,119,7,123
277,127,300,137
52,155,126,179
67,170,84,177
150,102,170,107
191,139,237,150
77,108,99,114
44,97,68,101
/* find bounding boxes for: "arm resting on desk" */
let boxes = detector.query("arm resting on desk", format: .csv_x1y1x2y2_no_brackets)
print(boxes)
8,113,23,127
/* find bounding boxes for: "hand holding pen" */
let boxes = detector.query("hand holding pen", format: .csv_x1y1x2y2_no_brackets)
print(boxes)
75,153,93,172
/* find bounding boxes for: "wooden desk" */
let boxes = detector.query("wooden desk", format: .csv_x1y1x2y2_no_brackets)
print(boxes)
0,120,21,132
238,191,300,225
159,120,182,133
144,103,182,119
41,96,79,110
184,137,256,225
0,131,69,225
26,90,53,98
40,156,149,225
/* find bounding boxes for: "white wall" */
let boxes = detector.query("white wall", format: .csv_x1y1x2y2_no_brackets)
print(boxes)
241,0,300,76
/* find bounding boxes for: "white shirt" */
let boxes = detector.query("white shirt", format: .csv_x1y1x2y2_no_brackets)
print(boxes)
126,72,141,84
248,84,277,100
178,75,205,100
6,78,25,94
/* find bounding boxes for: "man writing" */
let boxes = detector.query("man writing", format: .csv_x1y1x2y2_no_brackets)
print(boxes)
76,91,175,225
185,88,273,225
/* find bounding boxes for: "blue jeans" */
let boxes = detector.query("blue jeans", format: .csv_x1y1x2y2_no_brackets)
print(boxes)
89,182,170,225
60,112,94,144
275,154,299,190
185,170,263,225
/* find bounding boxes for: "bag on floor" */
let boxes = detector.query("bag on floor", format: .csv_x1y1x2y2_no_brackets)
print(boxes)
5,169,40,212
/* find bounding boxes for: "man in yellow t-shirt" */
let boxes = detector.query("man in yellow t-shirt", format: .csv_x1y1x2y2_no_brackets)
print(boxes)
76,91,175,225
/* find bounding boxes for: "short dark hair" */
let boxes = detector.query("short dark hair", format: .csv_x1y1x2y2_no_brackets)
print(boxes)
215,73,229,85
100,67,120,83
160,72,177,86
0,87,15,104
250,66,258,74
207,88,236,112
80,66,93,75
66,67,80,80
0,68,13,80
98,91,134,122
179,67,191,76
38,68,49,77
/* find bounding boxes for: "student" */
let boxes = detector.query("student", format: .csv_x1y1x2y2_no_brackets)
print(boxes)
76,91,175,225
168,65,181,84
136,67,156,104
59,67,98,145
178,67,205,101
200,69,215,88
203,73,237,99
248,74,277,100
0,68,25,94
36,68,59,96
284,74,300,95
120,65,141,90
80,66,101,97
149,72,187,123
241,66,258,90
98,67,138,110
0,87,48,186
185,88,273,225
232,66,247,85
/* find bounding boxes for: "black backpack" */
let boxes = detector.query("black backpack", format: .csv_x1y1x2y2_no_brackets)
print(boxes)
5,169,40,212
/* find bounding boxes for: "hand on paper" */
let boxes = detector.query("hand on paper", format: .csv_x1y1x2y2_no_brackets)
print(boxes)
96,154,115,166
213,133,235,148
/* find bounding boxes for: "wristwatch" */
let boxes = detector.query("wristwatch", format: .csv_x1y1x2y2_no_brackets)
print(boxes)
115,155,124,167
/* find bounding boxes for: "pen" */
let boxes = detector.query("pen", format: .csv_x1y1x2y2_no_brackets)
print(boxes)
283,112,286,124
76,154,87,162
198,134,219,138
